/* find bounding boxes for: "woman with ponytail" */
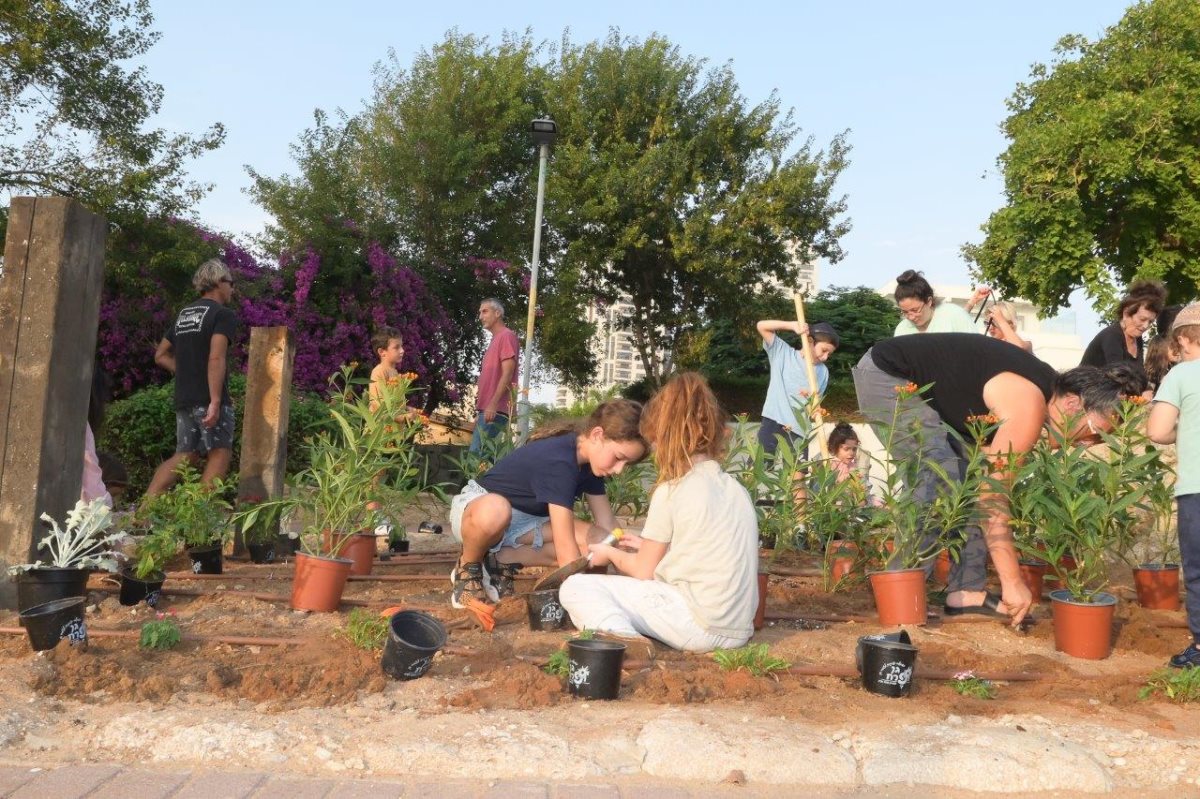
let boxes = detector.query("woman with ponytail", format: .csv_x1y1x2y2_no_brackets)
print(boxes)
559,373,759,652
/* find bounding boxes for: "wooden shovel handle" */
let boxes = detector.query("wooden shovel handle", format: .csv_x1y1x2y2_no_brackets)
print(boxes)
792,292,830,458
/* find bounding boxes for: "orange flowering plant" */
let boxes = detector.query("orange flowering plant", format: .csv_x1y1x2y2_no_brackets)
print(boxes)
234,363,426,557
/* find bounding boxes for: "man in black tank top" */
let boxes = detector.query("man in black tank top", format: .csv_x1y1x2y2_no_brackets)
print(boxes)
851,333,1145,627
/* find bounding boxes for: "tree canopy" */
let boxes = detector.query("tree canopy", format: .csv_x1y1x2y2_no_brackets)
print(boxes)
249,29,851,389
963,0,1200,315
0,0,223,227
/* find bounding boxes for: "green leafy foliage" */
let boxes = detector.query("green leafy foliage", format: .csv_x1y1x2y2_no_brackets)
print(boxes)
130,527,177,580
964,0,1200,315
0,0,224,222
1007,399,1162,601
341,608,389,651
138,617,182,650
136,464,232,550
711,643,790,677
949,672,997,700
1139,667,1200,703
543,648,570,677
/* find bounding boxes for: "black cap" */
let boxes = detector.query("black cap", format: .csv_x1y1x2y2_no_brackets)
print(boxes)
808,322,840,348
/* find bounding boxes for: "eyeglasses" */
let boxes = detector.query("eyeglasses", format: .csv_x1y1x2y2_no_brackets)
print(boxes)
898,303,928,319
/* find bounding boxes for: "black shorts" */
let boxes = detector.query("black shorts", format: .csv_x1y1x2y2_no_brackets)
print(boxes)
176,405,235,454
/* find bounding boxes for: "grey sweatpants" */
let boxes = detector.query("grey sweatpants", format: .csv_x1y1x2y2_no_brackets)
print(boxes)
851,349,988,593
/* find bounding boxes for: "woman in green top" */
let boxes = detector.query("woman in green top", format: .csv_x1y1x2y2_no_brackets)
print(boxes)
893,269,989,336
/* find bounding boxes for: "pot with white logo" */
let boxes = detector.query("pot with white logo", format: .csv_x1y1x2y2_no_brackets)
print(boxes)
19,597,88,652
381,610,446,680
526,589,567,631
858,636,917,698
566,638,625,700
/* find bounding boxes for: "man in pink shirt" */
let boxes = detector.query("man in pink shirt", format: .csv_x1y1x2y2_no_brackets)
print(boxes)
470,298,520,454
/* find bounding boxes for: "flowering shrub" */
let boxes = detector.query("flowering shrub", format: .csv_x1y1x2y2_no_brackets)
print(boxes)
97,218,462,403
949,671,996,699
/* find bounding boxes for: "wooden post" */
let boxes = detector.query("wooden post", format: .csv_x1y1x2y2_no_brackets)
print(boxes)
0,198,107,608
235,327,295,552
792,292,829,458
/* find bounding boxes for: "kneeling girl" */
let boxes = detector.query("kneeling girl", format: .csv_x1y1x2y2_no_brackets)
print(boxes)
559,373,759,652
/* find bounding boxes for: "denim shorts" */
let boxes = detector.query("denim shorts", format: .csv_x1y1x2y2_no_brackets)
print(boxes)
449,480,548,554
176,405,235,454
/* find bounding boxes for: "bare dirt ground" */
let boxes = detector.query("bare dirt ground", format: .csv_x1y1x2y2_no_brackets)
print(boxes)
0,499,1197,794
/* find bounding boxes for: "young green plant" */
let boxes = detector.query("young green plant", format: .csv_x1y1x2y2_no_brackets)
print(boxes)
711,643,790,677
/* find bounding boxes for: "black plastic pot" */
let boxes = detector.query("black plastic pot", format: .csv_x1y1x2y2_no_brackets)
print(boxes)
855,630,912,673
186,544,223,575
19,597,88,651
119,570,166,607
566,638,625,700
381,610,447,680
859,637,918,698
16,567,89,613
526,589,567,631
247,542,276,564
388,539,410,554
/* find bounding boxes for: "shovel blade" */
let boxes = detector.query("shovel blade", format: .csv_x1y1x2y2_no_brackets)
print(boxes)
531,555,590,593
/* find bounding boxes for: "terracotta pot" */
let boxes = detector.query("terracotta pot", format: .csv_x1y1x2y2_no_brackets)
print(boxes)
291,552,353,612
1019,560,1048,601
754,572,769,631
933,550,951,585
1050,590,1116,660
1132,564,1181,610
826,542,859,588
868,568,927,626
324,531,377,576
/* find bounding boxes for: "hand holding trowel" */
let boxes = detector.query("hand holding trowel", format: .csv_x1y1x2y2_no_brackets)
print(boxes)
532,527,625,592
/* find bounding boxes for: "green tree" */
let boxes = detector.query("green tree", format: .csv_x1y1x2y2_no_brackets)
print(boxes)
249,31,597,391
0,0,224,224
545,32,851,383
963,0,1200,314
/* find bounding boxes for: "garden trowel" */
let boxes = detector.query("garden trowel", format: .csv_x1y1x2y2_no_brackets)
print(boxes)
532,528,624,592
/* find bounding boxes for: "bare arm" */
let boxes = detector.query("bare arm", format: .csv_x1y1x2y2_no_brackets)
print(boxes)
964,286,991,313
547,504,583,565
154,338,176,374
978,373,1046,626
203,334,229,428
988,310,1032,351
585,492,618,532
1147,402,1179,445
756,319,805,347
590,535,668,580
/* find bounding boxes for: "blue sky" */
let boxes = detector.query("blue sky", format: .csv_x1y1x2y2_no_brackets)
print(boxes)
142,0,1135,339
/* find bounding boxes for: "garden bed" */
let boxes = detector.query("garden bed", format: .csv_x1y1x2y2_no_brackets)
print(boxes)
0,500,1197,789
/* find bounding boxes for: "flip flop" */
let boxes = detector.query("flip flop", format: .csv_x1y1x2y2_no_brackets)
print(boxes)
943,592,1005,618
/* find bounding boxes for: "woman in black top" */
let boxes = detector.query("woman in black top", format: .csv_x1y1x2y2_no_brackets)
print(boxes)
853,333,1147,626
1079,280,1167,369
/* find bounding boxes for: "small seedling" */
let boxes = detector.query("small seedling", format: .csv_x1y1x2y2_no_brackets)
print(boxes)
341,608,389,651
543,630,598,677
712,643,790,677
949,670,996,699
139,617,182,650
1139,668,1200,703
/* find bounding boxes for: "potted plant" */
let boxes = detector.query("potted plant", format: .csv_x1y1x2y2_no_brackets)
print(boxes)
120,526,179,607
724,416,811,555
864,386,993,625
9,498,124,612
238,496,284,564
239,364,426,611
802,459,882,590
1117,457,1181,610
1008,399,1160,659
137,465,233,574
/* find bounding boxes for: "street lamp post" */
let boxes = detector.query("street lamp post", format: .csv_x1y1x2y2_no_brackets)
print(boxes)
517,117,557,441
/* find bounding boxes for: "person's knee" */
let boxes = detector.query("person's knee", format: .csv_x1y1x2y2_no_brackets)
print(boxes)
462,494,511,540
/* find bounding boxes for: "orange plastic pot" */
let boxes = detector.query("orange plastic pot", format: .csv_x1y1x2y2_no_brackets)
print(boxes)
826,542,859,587
933,550,951,585
1132,565,1181,610
1050,590,1115,660
1019,560,1048,601
868,568,927,626
754,572,769,631
291,552,353,612
323,531,377,576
